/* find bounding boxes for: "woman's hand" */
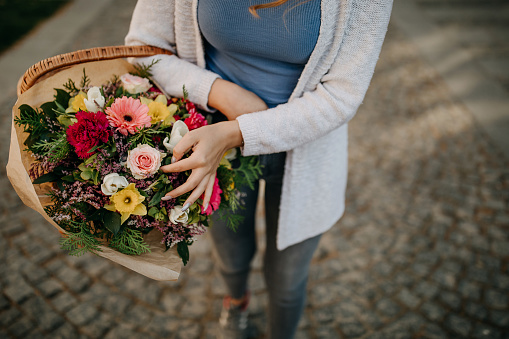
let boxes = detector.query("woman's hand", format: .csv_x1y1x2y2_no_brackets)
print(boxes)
160,120,243,211
208,78,268,120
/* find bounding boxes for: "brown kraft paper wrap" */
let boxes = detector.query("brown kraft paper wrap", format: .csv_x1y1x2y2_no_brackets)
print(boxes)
6,59,182,281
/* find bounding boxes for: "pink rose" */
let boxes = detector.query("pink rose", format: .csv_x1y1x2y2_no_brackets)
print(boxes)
126,144,164,179
120,73,151,94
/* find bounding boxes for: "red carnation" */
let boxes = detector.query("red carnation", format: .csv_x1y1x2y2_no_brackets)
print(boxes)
67,111,111,159
184,111,208,130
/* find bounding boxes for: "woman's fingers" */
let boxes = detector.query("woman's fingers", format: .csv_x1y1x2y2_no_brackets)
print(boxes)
163,169,205,199
201,175,216,211
160,156,201,173
172,130,198,162
182,174,212,210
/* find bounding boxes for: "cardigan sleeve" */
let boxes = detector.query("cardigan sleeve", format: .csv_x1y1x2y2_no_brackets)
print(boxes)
124,0,219,111
237,0,393,156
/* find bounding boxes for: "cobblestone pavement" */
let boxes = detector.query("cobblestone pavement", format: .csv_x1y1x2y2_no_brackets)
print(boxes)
1,1,509,338
414,0,509,93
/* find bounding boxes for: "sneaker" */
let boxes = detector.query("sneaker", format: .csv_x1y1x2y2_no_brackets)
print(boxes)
218,293,257,339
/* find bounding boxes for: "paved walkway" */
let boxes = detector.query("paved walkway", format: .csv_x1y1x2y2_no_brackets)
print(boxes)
1,1,508,338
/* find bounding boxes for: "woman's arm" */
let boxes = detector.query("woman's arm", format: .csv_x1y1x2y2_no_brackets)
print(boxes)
237,0,393,156
125,0,267,115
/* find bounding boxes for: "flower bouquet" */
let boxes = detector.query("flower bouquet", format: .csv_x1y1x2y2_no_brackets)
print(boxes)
7,49,260,280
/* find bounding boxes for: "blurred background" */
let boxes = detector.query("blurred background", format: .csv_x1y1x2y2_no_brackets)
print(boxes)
0,0,508,338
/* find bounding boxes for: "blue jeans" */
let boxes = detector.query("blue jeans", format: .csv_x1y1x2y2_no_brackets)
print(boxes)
210,152,321,339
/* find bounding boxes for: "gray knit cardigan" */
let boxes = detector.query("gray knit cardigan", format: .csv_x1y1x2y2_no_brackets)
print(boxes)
125,0,393,250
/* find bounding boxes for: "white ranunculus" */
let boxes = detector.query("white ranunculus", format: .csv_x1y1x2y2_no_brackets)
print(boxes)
101,173,129,195
169,205,189,224
163,120,189,153
84,86,105,112
120,73,151,94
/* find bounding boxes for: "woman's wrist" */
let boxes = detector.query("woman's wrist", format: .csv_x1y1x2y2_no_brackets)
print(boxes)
220,120,244,149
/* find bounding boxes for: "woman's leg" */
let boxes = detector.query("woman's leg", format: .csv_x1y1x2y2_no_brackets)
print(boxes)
209,180,259,299
262,157,321,339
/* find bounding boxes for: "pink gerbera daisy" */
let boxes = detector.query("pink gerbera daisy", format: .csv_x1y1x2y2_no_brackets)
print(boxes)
105,97,151,135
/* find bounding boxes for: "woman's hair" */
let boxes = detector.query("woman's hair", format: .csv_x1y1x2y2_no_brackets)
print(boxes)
249,0,291,17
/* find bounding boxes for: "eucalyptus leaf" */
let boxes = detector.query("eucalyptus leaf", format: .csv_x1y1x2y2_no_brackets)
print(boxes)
33,171,61,184
103,210,122,235
177,241,190,266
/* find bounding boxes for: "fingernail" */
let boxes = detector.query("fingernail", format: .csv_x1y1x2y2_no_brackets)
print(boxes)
161,194,173,201
171,156,176,164
203,203,209,211
182,202,190,212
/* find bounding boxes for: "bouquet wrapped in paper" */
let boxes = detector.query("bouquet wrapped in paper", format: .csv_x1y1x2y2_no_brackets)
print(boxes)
7,46,260,281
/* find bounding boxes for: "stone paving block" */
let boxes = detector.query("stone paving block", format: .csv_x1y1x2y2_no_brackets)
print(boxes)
313,325,341,339
23,296,65,332
50,291,79,313
484,289,509,310
123,304,153,326
6,316,36,338
101,293,133,317
465,301,488,321
472,323,502,339
67,302,100,327
36,278,64,298
438,290,462,310
51,322,80,339
339,321,366,338
144,314,179,337
444,314,472,337
104,323,143,339
375,298,401,318
420,323,449,339
180,297,208,319
81,311,114,338
490,310,509,328
175,320,202,339
397,288,420,309
161,292,185,315
54,265,91,294
413,280,439,299
100,266,129,286
4,278,34,304
0,295,8,311
0,307,22,328
420,301,446,322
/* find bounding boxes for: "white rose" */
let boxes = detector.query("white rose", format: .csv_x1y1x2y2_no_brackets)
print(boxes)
101,173,129,195
169,205,189,224
120,73,151,94
163,120,189,153
84,86,105,112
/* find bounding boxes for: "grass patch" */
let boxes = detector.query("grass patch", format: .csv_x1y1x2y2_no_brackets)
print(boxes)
0,0,70,53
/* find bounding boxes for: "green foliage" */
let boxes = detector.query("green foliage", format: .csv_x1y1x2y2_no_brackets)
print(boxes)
63,78,80,95
234,156,263,191
54,89,71,110
32,133,71,163
109,228,151,255
80,68,91,88
131,59,160,78
102,210,122,235
14,104,50,149
59,226,102,257
177,241,190,266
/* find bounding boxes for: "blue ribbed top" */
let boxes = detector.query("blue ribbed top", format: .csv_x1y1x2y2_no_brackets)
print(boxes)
198,0,321,108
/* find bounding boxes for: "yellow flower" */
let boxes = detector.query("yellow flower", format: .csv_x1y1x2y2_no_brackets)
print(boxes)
104,183,147,224
67,92,87,113
148,101,172,124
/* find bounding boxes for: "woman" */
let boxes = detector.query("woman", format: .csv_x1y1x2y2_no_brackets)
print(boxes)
126,0,392,338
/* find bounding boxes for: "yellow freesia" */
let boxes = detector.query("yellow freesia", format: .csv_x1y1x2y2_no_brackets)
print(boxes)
104,183,147,224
